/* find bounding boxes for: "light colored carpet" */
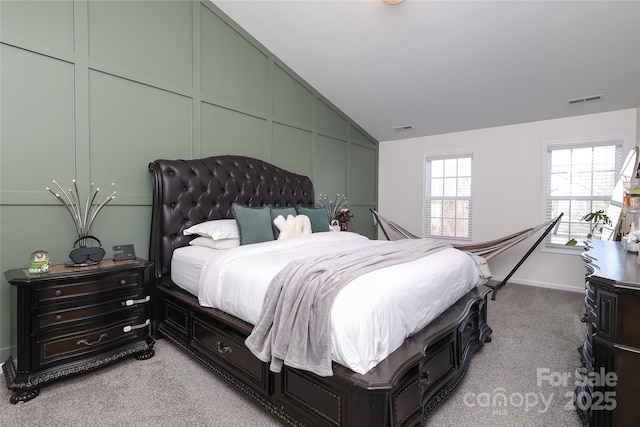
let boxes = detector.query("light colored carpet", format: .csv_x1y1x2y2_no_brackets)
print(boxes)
427,283,584,427
0,283,584,426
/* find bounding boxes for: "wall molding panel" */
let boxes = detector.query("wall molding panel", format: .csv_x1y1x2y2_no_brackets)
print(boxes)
0,0,378,359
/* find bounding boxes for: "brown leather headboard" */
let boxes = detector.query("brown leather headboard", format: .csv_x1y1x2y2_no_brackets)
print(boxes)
148,155,315,280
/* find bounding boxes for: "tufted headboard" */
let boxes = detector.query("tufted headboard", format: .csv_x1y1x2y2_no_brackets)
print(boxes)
148,155,315,281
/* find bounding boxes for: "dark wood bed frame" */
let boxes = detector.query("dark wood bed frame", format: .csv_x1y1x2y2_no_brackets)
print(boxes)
148,155,493,426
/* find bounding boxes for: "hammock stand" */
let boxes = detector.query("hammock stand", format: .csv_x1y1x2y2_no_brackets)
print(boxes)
369,209,564,300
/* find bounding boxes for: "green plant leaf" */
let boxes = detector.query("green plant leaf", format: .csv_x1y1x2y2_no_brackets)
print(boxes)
566,208,613,245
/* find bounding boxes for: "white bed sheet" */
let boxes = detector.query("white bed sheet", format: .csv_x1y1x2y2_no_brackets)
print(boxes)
171,232,488,375
170,246,217,296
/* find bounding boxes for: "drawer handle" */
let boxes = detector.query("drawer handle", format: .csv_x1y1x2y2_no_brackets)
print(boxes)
55,314,63,322
614,343,640,354
54,289,62,297
217,341,232,354
119,279,127,285
122,296,151,307
77,333,108,347
419,371,431,386
123,319,150,333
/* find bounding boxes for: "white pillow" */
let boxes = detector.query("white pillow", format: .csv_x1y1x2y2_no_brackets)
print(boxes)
183,219,239,240
189,236,240,250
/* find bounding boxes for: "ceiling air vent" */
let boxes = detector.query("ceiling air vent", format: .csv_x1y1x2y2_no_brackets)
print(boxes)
568,94,603,105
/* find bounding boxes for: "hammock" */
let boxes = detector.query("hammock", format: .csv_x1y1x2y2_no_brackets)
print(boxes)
369,209,564,300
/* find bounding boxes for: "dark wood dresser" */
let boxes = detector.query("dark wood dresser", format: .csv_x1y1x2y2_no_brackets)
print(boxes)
2,258,155,403
578,240,640,426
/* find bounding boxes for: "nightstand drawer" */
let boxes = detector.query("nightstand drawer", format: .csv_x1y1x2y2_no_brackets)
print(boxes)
35,314,148,369
35,272,142,306
36,292,149,330
4,259,154,403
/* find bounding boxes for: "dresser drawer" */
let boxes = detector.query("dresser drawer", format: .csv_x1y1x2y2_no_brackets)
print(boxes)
36,292,149,330
595,289,617,340
191,316,266,390
34,272,142,307
34,313,147,370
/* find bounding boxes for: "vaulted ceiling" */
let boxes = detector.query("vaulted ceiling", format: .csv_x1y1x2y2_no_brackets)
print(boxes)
212,1,640,143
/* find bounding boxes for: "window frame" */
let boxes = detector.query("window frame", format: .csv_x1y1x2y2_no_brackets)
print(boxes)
540,137,626,254
422,151,475,242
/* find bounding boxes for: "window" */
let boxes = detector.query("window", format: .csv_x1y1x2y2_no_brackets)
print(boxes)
543,138,624,249
424,153,473,241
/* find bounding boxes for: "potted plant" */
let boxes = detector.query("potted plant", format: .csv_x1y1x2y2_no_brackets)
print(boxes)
566,210,612,246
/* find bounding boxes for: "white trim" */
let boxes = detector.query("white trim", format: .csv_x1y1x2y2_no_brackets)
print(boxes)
542,135,628,151
491,275,585,294
540,136,627,251
422,149,476,242
539,243,585,256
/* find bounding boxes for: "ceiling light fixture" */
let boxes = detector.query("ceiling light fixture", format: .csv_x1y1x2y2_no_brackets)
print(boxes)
384,0,404,4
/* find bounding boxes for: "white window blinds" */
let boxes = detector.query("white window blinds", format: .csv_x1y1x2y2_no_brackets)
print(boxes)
424,153,473,241
544,139,623,247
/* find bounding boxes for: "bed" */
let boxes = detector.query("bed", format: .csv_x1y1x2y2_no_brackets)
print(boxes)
148,155,493,426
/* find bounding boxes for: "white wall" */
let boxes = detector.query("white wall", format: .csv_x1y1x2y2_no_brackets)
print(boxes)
379,108,637,292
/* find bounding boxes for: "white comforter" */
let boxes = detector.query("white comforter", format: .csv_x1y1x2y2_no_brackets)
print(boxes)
172,232,488,374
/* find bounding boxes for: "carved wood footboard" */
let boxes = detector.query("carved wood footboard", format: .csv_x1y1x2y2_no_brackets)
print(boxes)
154,280,492,427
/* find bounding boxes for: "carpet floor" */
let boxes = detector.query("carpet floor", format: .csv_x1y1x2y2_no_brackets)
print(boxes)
0,283,585,426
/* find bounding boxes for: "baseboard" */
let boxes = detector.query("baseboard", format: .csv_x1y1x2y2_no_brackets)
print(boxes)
490,276,584,294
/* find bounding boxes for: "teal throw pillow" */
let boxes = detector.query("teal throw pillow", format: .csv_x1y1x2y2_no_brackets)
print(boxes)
270,206,297,239
231,203,275,245
296,206,330,232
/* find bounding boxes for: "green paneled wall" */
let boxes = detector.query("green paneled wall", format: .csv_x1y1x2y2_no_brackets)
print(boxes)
201,7,269,111
316,135,348,195
271,123,314,177
273,65,314,127
0,0,378,361
201,104,267,159
1,45,76,202
88,72,194,203
89,0,194,88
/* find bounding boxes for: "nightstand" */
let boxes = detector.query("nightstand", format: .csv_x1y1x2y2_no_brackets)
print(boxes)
2,258,155,404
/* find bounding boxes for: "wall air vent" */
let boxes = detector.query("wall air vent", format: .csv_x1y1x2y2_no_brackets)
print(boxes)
568,94,603,105
393,125,413,131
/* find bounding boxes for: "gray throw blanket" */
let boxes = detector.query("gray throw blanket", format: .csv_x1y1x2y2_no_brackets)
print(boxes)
244,238,452,377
